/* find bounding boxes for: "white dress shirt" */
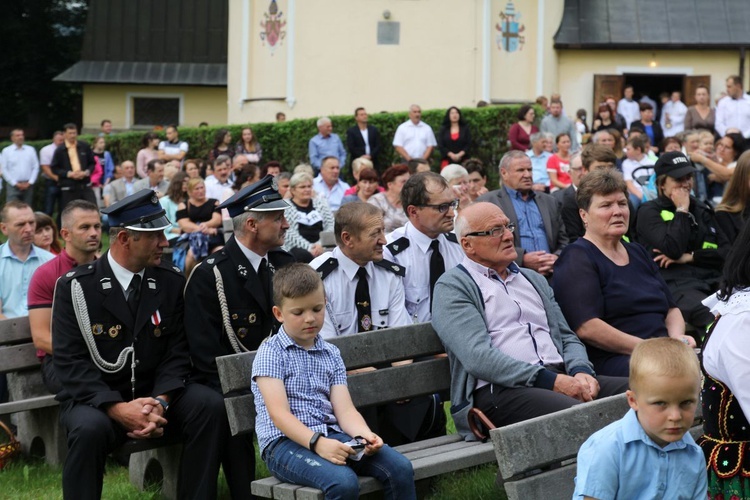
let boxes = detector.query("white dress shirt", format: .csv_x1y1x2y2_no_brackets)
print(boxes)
617,98,641,129
392,120,437,159
204,175,233,201
715,94,750,137
310,246,409,338
661,100,688,137
384,222,464,323
1,143,40,185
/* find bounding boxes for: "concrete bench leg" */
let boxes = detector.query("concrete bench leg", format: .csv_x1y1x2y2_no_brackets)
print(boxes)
129,444,183,500
7,371,66,465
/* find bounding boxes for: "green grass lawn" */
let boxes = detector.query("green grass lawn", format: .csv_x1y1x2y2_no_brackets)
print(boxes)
1,406,505,499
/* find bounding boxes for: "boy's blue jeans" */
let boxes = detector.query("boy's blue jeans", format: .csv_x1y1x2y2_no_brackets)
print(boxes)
263,431,416,500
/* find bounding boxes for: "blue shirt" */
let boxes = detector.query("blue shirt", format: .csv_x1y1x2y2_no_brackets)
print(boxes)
574,408,707,500
505,186,550,253
525,150,551,186
252,327,347,453
0,243,54,318
308,133,347,170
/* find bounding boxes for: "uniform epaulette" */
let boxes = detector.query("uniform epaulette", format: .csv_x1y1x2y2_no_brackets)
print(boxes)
316,258,339,280
159,258,187,275
374,258,406,277
200,250,228,269
386,237,410,255
61,263,96,281
444,232,458,244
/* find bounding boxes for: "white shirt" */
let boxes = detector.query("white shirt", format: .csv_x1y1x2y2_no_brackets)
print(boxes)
715,94,750,137
392,120,437,159
1,143,40,185
234,238,266,273
617,98,641,129
661,100,688,137
313,175,350,212
107,251,144,301
621,156,655,198
360,128,371,156
384,222,464,323
310,246,410,338
204,175,232,201
703,290,750,420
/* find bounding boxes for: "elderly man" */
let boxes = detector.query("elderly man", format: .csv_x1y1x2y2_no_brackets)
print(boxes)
313,156,350,212
134,159,168,197
393,104,437,162
204,155,233,201
184,175,294,497
52,190,226,499
28,200,101,394
104,160,138,207
308,117,347,173
715,75,750,138
432,202,628,439
1,128,40,205
477,151,568,277
540,99,579,152
384,172,463,323
526,132,552,192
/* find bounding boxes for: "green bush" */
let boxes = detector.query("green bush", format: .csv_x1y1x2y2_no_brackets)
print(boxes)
3,104,532,205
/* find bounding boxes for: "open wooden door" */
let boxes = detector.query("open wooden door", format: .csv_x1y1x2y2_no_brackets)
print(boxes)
593,75,625,112
683,75,711,106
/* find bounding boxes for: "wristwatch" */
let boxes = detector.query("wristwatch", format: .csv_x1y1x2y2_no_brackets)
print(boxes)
154,397,169,413
309,432,322,454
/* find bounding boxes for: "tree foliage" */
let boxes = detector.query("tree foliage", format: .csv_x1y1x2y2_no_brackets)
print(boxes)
0,0,87,138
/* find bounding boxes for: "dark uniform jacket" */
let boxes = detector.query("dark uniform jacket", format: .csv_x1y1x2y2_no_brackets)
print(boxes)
52,254,189,408
184,236,295,391
50,140,96,189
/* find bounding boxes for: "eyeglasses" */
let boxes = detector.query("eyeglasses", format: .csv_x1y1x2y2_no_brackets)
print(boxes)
465,223,516,238
417,199,460,213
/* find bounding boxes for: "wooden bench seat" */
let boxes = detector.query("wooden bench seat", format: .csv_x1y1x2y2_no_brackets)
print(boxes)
217,323,497,499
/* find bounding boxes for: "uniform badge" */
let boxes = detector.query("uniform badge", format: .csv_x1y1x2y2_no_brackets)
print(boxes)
91,324,104,336
207,258,215,264
147,278,156,289
360,315,372,331
109,325,121,338
238,327,248,339
153,327,161,337
392,244,399,251
173,266,181,273
392,265,401,273
151,310,162,336
66,271,75,277
151,194,159,204
248,313,257,324
379,309,389,315
237,264,247,277
357,301,370,308
268,262,276,273
231,313,239,320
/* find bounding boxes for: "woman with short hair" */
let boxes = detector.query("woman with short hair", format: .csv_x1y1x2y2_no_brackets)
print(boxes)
368,164,410,233
283,172,334,263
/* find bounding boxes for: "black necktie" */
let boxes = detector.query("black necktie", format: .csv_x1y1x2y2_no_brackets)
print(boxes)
258,258,271,305
429,239,445,311
355,267,372,332
127,274,142,315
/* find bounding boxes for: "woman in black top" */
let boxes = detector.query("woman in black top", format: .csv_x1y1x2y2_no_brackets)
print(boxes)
176,177,223,276
437,106,471,169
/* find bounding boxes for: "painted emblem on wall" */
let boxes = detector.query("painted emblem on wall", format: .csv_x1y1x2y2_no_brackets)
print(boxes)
496,1,525,53
259,0,287,54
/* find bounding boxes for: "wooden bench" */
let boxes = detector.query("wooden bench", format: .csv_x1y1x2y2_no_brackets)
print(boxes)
0,316,182,499
216,323,497,499
490,393,704,500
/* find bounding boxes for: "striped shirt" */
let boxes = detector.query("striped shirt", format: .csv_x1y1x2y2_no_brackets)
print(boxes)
461,257,563,390
252,327,347,453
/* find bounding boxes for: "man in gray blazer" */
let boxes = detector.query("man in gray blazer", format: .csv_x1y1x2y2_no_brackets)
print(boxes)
104,160,138,207
477,150,568,277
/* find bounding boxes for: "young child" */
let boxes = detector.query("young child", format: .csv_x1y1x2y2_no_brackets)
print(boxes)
573,337,707,500
621,135,655,207
252,263,416,499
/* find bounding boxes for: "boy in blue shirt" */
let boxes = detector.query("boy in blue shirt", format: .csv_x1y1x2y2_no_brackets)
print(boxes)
252,263,416,499
573,337,707,500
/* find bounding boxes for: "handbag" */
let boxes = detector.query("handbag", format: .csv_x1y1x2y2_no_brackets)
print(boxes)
0,420,21,470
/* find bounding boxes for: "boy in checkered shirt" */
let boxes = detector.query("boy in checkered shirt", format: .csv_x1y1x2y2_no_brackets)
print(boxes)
252,263,416,499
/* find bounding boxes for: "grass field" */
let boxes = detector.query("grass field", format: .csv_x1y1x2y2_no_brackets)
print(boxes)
0,406,505,499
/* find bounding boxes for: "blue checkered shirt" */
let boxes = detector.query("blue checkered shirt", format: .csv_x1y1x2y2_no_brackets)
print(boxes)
252,326,347,453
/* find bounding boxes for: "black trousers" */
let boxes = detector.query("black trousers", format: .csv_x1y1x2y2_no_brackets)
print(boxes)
59,184,97,214
473,374,629,428
60,383,226,500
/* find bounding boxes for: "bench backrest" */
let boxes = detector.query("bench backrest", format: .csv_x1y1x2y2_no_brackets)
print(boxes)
216,322,448,436
0,316,38,374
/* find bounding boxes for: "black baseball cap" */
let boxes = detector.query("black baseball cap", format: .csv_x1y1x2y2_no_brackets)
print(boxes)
654,152,696,179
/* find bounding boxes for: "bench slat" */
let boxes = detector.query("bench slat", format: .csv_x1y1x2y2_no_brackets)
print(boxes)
270,482,304,500
491,394,629,480
504,462,576,500
0,344,42,373
402,438,485,461
224,394,256,437
119,435,183,455
251,477,282,498
217,352,257,395
329,324,444,369
0,317,31,346
392,433,462,454
410,441,496,480
0,394,58,415
348,358,450,408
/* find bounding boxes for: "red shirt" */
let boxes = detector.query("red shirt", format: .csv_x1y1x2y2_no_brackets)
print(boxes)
27,249,80,359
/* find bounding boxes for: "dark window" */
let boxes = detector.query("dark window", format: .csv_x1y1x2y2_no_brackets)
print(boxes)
132,97,179,127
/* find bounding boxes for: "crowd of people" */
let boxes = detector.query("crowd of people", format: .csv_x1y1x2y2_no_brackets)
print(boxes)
1,77,750,498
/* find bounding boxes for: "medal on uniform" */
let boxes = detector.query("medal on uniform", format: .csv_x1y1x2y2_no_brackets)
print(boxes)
108,325,121,338
91,324,104,336
152,309,162,337
248,313,257,324
238,327,248,339
360,315,372,331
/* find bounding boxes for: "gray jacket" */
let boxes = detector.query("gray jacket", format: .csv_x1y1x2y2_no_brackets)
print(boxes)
432,265,593,440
